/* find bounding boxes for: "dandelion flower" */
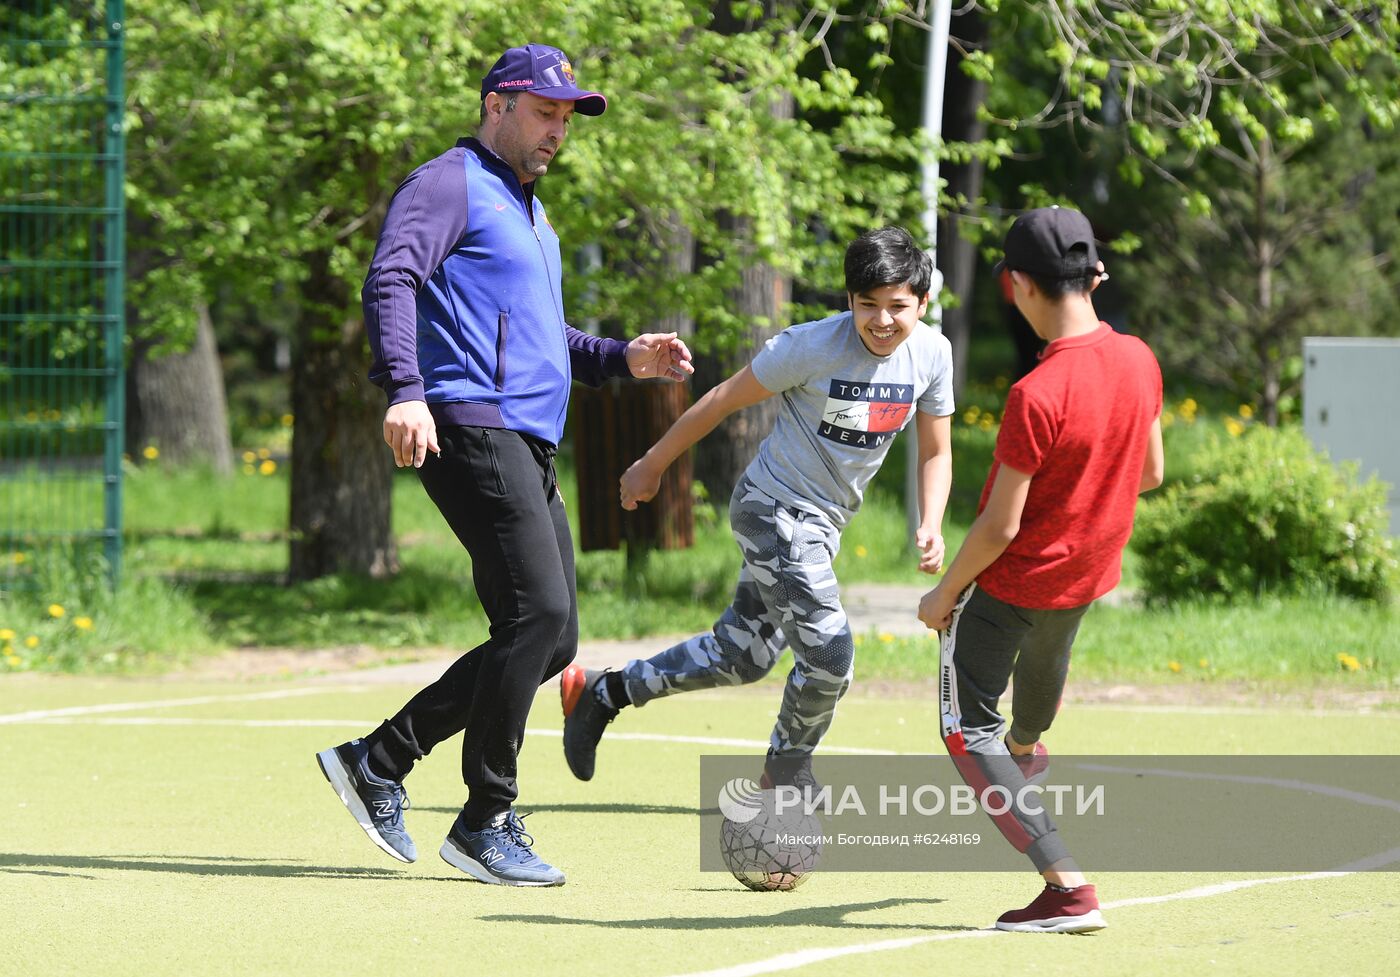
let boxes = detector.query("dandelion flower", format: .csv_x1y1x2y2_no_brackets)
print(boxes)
1238,404,1254,419
1197,658,1209,669
142,445,159,460
24,635,39,649
1168,661,1182,673
4,655,20,668
243,464,256,476
281,413,294,427
878,632,895,644
12,552,27,565
1337,653,1362,672
854,545,868,558
0,628,13,641
258,448,271,460
242,450,256,464
259,459,277,475
74,616,94,631
49,604,66,618
1224,417,1245,438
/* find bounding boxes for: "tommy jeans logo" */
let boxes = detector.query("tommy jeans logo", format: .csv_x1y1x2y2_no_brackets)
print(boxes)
818,379,913,449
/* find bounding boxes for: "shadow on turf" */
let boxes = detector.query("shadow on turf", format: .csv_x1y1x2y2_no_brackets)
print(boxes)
0,853,414,880
483,896,977,932
417,802,695,817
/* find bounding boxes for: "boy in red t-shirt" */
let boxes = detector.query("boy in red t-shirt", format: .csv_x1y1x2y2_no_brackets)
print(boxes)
919,206,1164,933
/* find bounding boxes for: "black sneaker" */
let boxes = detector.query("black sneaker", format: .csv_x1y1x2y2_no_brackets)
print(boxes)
760,752,822,793
316,739,416,863
561,665,618,782
439,810,565,886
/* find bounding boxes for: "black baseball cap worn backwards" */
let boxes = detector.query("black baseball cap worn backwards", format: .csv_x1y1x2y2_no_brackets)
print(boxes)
995,206,1101,280
480,44,608,116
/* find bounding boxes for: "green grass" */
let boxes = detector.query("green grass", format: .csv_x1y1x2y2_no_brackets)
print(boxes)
2,402,1393,683
3,676,1399,976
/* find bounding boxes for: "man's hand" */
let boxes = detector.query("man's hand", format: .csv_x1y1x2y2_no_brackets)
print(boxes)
918,583,960,632
383,400,439,468
626,332,695,382
620,457,663,510
915,527,945,575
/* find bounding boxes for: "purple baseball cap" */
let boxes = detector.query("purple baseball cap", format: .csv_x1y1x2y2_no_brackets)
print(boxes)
480,44,607,116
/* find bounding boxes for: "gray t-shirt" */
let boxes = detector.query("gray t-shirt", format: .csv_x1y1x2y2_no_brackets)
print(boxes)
746,312,955,527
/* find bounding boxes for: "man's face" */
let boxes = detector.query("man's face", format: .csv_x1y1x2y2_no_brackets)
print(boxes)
848,283,929,356
486,91,574,184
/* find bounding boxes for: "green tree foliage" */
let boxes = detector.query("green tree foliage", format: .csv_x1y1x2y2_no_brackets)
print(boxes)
110,0,929,577
970,1,1400,416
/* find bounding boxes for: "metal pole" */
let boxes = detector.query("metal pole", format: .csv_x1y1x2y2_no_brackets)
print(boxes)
103,0,126,586
908,0,952,542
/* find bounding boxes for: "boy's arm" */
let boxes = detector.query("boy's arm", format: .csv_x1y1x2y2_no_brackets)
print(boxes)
1139,416,1165,493
917,463,1033,630
914,411,954,574
620,365,775,509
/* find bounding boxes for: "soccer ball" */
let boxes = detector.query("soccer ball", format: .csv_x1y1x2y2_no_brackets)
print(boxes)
719,792,823,892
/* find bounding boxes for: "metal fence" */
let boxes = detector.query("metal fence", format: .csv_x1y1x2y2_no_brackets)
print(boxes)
1,0,125,588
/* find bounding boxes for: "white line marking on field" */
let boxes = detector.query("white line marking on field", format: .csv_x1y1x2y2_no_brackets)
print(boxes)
8,716,894,755
1076,762,1400,814
0,687,365,725
526,729,898,755
660,870,1363,977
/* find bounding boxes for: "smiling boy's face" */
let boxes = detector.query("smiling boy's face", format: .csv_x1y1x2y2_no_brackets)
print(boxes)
848,283,929,356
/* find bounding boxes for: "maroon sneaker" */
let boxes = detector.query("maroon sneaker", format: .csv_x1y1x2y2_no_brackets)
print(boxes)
1006,736,1050,782
996,883,1106,933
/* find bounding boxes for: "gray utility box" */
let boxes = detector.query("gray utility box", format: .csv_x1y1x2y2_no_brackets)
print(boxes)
1302,337,1400,533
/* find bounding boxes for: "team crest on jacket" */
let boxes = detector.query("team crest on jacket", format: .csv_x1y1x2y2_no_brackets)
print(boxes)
819,379,912,449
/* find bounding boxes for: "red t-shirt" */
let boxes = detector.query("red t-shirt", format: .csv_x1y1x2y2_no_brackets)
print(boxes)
976,323,1162,610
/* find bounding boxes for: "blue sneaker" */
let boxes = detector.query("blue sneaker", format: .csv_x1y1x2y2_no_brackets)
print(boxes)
316,739,416,863
439,810,565,886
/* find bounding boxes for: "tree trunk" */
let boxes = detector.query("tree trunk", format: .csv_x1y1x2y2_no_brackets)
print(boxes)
692,216,790,500
937,8,989,397
126,297,235,474
287,251,397,581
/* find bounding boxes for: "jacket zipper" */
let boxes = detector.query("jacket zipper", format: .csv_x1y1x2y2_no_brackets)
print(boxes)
480,429,506,495
494,311,509,391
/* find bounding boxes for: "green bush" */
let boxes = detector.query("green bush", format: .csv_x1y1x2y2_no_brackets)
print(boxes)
1133,426,1397,602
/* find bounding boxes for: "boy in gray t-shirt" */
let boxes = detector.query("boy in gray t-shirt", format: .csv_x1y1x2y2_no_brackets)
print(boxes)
561,227,955,787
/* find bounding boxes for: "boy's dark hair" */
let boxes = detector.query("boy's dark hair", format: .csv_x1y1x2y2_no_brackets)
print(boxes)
1025,271,1099,299
844,226,933,298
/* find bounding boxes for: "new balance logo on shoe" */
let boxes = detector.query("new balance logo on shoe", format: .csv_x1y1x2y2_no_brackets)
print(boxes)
374,799,395,817
482,846,504,866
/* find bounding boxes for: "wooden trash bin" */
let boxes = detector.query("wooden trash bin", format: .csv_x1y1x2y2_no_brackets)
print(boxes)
572,379,693,553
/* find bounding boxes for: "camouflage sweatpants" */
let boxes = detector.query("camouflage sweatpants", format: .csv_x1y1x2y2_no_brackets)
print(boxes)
619,475,854,756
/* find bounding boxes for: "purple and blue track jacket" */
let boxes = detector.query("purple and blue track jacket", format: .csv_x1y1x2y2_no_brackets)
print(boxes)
363,137,630,447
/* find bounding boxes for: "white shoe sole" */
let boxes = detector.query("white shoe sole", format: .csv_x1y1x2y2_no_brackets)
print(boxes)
316,748,414,863
996,910,1107,934
439,836,565,887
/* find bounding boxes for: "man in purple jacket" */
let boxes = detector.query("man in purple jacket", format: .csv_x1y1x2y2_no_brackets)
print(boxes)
315,43,693,887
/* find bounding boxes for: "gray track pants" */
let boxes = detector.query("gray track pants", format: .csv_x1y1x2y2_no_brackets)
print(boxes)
939,583,1090,872
619,476,854,756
